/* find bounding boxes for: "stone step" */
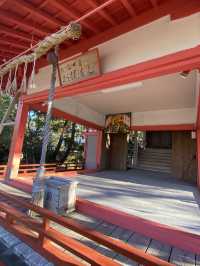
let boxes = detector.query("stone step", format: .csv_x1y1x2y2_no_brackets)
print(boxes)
143,148,172,153
138,155,172,163
139,150,172,155
139,151,172,157
0,226,53,266
138,160,171,168
138,160,171,167
137,164,171,173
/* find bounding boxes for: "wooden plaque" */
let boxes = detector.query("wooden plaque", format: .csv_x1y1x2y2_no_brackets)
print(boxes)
58,49,100,86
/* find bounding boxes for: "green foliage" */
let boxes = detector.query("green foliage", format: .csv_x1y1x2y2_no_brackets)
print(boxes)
22,110,85,164
0,95,16,163
0,97,85,164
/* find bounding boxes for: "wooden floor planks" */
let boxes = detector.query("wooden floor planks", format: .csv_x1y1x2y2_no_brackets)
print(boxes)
47,212,200,266
170,248,196,266
146,239,172,261
19,210,200,266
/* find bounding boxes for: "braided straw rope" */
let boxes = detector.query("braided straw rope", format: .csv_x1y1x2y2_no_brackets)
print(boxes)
0,22,81,80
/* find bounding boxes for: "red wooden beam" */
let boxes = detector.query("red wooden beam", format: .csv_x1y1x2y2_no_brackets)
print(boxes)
0,52,17,59
171,0,200,19
0,45,23,55
12,0,63,28
23,44,200,104
0,10,51,37
150,0,158,9
38,0,200,68
0,24,35,42
120,0,136,17
48,0,99,34
0,38,29,50
0,0,7,6
86,0,117,26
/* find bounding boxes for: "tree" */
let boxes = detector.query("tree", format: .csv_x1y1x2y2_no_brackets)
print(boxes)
0,95,16,163
0,97,85,165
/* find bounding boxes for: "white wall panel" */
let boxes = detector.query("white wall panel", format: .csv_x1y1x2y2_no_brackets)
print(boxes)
132,108,196,126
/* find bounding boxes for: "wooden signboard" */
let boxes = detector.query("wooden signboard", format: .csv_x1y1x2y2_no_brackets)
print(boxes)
58,49,100,86
105,113,131,134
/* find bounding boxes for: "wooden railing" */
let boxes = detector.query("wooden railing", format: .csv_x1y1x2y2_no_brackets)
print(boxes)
0,162,85,177
0,190,174,266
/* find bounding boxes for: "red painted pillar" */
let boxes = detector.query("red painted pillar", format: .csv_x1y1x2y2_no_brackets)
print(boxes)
197,130,200,188
5,98,29,180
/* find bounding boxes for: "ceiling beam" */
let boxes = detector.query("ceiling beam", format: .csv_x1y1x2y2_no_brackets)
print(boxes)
0,37,29,50
47,0,99,33
0,10,51,37
120,0,136,17
150,0,158,8
0,52,16,60
0,0,7,6
12,0,63,28
85,0,117,26
0,23,36,42
0,45,23,55
38,0,199,69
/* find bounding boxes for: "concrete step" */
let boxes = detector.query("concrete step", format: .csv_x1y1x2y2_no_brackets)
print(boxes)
139,155,172,161
137,164,171,173
138,160,171,167
139,151,172,157
137,148,172,173
143,148,172,153
0,226,53,266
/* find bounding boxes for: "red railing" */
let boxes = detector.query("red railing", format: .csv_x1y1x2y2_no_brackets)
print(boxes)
0,190,174,266
0,162,84,177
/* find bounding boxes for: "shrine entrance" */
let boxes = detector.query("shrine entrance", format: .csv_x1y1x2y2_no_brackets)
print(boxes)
146,131,172,149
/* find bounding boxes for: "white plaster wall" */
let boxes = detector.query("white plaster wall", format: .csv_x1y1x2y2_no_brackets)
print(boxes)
28,13,200,95
98,14,200,73
53,97,105,126
132,108,196,126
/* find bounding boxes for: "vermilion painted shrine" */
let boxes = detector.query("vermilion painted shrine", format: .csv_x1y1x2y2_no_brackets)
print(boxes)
0,0,200,265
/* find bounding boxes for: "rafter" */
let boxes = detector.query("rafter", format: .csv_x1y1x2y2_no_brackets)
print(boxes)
85,0,117,26
120,0,136,17
0,24,36,42
0,10,51,37
150,0,158,8
0,38,29,50
12,0,64,28
37,0,199,69
0,45,23,55
0,53,16,60
48,0,99,33
0,0,7,6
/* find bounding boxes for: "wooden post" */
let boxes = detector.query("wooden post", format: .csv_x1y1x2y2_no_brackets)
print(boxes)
5,98,29,180
39,218,50,247
96,130,103,169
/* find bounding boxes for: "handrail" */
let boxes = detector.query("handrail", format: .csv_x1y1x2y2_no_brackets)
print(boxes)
0,190,174,266
0,163,84,176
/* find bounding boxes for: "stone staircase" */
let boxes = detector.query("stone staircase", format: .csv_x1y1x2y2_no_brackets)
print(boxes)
137,148,172,173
